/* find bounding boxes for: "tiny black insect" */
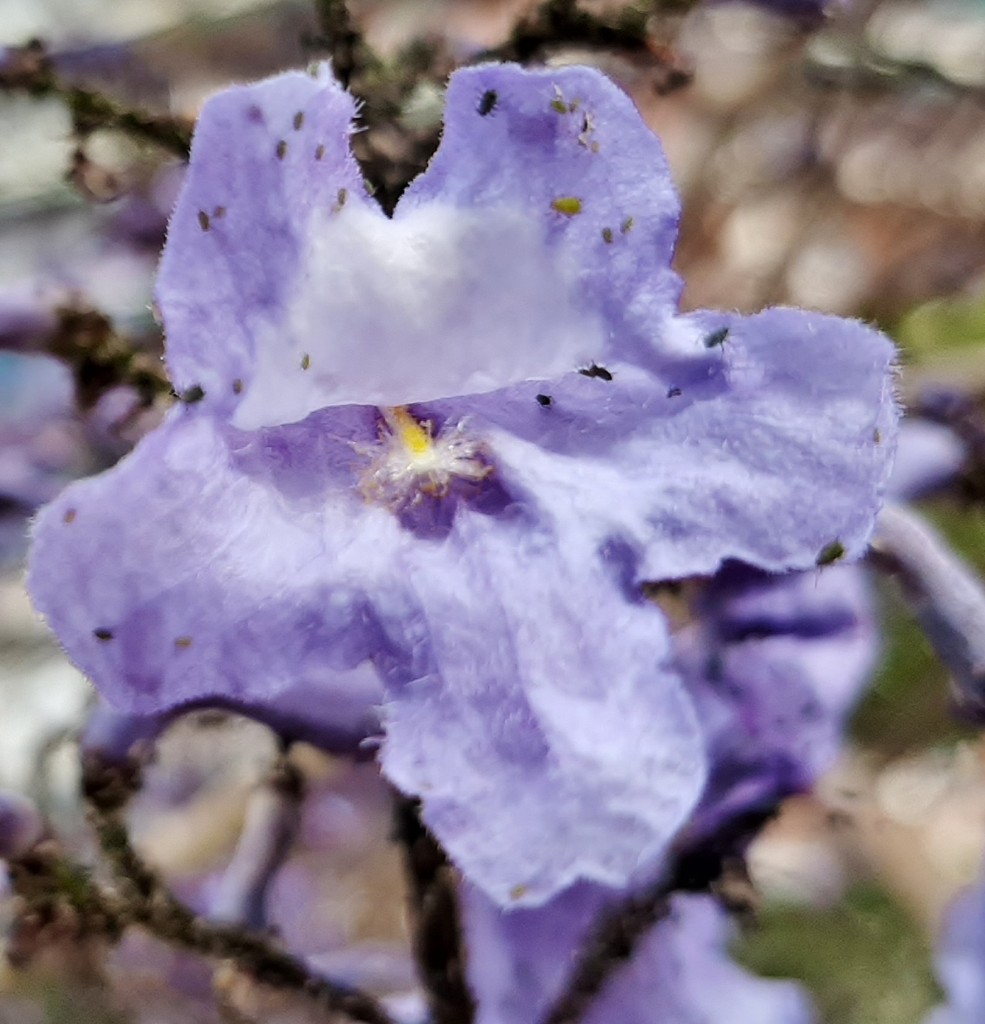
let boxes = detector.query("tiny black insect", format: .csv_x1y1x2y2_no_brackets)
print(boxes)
535,393,552,407
667,386,682,398
180,384,206,404
478,90,498,116
579,363,613,381
93,627,114,641
704,327,730,349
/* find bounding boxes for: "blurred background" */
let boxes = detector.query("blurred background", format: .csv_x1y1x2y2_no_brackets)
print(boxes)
4,0,985,1021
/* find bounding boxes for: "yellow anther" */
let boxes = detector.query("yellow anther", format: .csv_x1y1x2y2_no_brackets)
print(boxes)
385,406,432,457
551,196,583,216
362,409,490,511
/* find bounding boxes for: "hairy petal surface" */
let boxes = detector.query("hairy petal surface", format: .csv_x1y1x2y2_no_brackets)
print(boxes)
464,884,815,1024
161,64,668,430
30,60,900,910
379,514,704,907
157,64,370,421
28,409,391,750
399,63,683,368
438,307,897,582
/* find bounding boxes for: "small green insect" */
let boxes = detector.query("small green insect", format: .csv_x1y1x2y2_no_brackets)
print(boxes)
816,540,846,567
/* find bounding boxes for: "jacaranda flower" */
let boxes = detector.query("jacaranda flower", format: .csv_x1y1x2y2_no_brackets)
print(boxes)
675,559,877,850
28,62,897,906
464,555,877,1022
464,882,815,1024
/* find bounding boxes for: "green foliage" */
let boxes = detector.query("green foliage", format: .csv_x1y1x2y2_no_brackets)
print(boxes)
735,884,941,1024
852,497,985,756
851,582,971,755
896,292,985,363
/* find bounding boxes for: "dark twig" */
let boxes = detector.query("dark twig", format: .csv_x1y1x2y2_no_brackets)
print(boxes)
392,795,475,1024
542,803,777,1024
78,754,396,1024
43,303,172,411
6,838,125,968
305,0,692,210
473,0,693,89
0,39,192,158
540,874,673,1024
307,0,378,89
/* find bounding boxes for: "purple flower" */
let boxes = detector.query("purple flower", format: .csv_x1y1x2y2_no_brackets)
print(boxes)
675,559,877,849
465,882,815,1024
925,867,985,1024
0,789,43,859
0,353,87,564
28,62,897,905
889,419,966,502
674,414,960,851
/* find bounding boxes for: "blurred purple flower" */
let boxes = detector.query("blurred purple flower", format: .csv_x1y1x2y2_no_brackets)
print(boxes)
890,419,966,502
0,353,87,563
731,0,842,21
675,559,877,851
925,867,985,1024
0,285,60,354
0,789,44,859
465,882,814,1024
29,62,896,905
673,412,969,850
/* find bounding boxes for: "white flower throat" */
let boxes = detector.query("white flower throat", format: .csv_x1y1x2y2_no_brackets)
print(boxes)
360,406,491,510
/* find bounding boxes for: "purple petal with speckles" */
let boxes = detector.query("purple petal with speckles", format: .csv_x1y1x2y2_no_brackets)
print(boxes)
29,61,898,908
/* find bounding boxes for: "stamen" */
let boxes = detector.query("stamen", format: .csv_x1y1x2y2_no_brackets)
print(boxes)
384,406,433,457
360,407,491,512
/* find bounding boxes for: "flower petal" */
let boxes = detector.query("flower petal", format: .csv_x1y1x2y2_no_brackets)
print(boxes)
889,419,966,501
926,867,985,1024
400,63,683,367
436,306,897,580
157,64,370,421
27,408,392,751
377,512,705,907
583,894,816,1024
464,884,815,1024
161,64,657,430
678,561,876,844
